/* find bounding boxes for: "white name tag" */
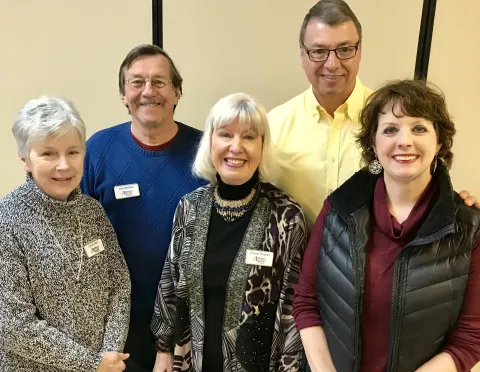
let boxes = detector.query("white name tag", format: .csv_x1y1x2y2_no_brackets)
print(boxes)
245,250,274,267
84,239,105,258
114,184,140,199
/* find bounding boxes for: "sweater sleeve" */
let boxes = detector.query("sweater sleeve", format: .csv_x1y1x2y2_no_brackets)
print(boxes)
80,141,96,198
0,225,102,371
443,232,480,371
151,198,187,353
98,207,131,353
277,208,309,371
292,200,331,330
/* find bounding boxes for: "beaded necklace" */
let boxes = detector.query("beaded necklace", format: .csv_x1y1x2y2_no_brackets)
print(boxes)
213,182,261,222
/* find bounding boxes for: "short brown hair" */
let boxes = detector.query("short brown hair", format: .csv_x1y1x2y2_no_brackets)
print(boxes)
299,0,362,46
357,79,456,169
118,44,183,96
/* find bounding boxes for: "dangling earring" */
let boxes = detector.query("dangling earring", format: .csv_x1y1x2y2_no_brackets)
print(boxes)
369,156,383,175
431,155,438,174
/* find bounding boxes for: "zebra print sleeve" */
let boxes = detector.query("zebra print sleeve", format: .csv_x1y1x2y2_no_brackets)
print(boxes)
151,197,187,353
277,208,308,371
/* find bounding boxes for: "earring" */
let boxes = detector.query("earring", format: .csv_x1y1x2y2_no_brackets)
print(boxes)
431,156,438,174
369,156,383,175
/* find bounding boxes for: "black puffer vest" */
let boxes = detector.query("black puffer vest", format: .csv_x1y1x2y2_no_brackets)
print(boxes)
313,164,480,372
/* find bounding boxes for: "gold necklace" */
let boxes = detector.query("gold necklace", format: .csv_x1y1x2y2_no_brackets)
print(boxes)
213,183,260,222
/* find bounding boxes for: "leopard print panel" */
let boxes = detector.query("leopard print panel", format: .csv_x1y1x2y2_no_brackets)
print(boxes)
240,184,302,323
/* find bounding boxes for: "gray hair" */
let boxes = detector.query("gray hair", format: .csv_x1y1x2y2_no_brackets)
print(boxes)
12,96,86,158
299,0,363,46
193,93,278,184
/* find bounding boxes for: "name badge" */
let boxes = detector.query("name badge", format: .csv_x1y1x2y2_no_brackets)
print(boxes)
245,250,274,267
114,183,140,199
84,239,105,258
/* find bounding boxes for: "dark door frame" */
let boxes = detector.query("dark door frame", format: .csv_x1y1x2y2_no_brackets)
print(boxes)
153,0,162,48
415,0,437,80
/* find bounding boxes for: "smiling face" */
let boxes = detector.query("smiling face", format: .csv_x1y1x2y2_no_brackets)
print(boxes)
22,129,85,201
375,102,441,185
210,119,263,185
122,54,180,129
301,19,361,104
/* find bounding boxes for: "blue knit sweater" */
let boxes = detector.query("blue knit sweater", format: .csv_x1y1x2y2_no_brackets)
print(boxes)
81,121,205,328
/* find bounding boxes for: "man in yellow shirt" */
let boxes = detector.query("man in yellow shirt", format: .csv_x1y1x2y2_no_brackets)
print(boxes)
269,0,477,224
269,0,369,224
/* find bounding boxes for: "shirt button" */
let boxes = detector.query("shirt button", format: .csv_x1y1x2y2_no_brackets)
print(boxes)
332,158,336,163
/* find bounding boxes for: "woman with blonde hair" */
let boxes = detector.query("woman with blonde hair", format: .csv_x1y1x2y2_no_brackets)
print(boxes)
151,93,308,371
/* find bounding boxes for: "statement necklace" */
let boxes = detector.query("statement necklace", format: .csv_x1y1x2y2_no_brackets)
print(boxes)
213,182,260,222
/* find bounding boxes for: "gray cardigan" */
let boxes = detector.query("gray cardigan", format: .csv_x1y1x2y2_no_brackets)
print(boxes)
0,177,131,372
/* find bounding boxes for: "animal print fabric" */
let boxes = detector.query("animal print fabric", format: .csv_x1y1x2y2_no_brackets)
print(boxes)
0,177,131,371
151,183,307,371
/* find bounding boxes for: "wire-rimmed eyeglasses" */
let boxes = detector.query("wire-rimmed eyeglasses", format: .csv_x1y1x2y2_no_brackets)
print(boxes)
126,77,172,90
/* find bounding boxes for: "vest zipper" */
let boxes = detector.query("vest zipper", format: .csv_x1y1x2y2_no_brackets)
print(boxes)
349,219,365,372
352,260,364,372
387,252,408,372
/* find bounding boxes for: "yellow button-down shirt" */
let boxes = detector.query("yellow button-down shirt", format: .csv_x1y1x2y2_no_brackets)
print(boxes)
268,78,373,225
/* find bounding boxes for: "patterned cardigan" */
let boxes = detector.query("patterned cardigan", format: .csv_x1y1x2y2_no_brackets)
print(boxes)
151,183,308,371
0,177,131,372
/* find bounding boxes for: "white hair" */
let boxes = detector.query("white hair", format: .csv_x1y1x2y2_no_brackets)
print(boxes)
193,93,278,184
12,96,86,158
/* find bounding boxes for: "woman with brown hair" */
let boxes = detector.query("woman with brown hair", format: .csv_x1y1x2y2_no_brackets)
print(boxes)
293,79,480,372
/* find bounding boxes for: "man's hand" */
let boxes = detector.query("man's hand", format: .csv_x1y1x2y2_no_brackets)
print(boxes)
459,190,480,209
97,352,129,372
153,352,173,372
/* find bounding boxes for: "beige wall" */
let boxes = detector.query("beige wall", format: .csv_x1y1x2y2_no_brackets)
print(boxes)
164,0,423,128
346,0,423,88
163,0,315,129
428,0,480,197
0,0,151,197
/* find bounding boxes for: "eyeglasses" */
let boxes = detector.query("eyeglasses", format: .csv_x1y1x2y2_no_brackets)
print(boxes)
303,41,360,62
126,77,172,90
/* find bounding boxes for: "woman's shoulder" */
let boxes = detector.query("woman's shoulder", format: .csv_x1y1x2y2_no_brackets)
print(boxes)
260,183,306,221
78,193,109,216
453,192,480,227
0,200,16,232
181,184,214,204
0,186,30,228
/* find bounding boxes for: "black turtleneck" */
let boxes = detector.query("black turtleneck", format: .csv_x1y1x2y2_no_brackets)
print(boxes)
202,172,259,371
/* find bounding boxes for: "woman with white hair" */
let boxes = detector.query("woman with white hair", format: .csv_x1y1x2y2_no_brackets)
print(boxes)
151,93,308,372
0,96,131,372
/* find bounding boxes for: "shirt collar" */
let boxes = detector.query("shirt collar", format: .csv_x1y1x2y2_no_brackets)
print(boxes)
345,77,367,120
305,77,367,121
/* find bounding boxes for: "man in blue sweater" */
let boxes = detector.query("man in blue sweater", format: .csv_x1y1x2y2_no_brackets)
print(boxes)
81,44,205,371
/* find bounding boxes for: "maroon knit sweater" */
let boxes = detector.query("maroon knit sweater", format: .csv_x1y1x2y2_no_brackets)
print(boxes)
293,177,480,371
